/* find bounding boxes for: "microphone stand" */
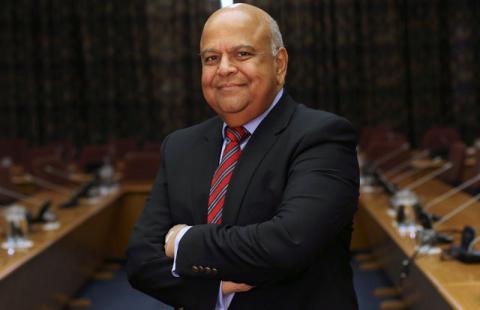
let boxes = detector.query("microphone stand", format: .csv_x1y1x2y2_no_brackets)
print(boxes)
442,226,480,264
0,186,56,225
370,143,410,168
28,174,71,195
434,192,480,228
404,163,453,191
44,165,74,181
384,150,429,178
390,163,452,211
424,173,480,211
370,158,463,246
59,177,98,209
0,186,44,205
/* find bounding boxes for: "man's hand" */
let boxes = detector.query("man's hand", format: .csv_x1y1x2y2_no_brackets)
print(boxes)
221,281,254,295
164,224,187,258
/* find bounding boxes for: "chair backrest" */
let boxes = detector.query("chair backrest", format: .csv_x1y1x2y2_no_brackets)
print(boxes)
53,141,76,162
421,126,460,158
364,133,409,170
143,141,161,153
78,144,113,172
467,147,480,194
0,166,17,205
442,142,466,186
110,139,138,160
32,156,75,186
359,126,397,151
22,144,63,173
0,139,27,165
122,151,160,182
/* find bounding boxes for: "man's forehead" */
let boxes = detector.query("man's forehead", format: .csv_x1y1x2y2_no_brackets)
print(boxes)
203,10,262,35
200,31,266,53
200,11,269,50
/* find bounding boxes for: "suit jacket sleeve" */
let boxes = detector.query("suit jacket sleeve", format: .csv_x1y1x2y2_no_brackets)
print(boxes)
126,135,219,308
175,116,359,285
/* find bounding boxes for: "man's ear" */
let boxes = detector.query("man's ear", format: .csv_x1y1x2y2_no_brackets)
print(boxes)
275,47,288,86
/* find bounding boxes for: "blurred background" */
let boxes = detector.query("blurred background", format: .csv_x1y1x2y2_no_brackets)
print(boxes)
2,0,480,149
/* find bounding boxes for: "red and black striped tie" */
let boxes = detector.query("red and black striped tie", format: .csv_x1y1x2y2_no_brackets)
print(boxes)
207,126,250,224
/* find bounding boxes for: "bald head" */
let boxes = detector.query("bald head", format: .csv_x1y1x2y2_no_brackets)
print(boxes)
201,3,284,56
199,3,288,127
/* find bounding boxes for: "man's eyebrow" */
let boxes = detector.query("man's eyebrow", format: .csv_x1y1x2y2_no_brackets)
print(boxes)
231,44,255,51
199,48,218,56
199,45,256,56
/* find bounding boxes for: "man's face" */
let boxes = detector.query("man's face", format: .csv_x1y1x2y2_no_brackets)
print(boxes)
200,10,285,126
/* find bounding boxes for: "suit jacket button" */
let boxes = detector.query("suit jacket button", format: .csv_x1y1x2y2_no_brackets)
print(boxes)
205,267,212,274
212,268,218,275
192,266,199,272
198,266,205,272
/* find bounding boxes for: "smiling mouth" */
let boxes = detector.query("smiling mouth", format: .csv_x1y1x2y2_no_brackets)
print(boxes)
217,83,245,90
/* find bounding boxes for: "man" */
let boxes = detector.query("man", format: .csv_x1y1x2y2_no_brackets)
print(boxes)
127,3,359,309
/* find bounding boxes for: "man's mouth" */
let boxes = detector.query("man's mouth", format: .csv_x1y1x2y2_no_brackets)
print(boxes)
217,83,245,90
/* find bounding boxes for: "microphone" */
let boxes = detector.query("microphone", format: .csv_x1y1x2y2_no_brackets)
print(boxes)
59,179,97,209
363,143,410,175
384,150,429,178
404,162,453,191
390,157,445,184
372,169,398,196
44,165,73,181
434,192,480,227
398,194,475,281
413,202,453,245
390,163,453,211
27,174,71,195
27,200,56,224
442,226,480,263
424,173,480,211
0,186,56,224
390,167,423,184
397,173,480,236
0,185,45,205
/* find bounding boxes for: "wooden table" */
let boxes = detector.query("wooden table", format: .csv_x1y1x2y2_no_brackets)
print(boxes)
5,164,480,309
358,173,480,309
0,181,151,310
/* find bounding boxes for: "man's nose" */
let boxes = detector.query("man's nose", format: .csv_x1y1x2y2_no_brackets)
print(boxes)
217,56,237,76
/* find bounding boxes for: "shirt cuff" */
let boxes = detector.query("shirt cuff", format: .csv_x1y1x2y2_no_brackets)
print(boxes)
216,281,235,310
170,226,191,277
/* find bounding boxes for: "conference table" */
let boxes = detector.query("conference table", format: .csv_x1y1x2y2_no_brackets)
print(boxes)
2,166,480,309
358,169,480,309
0,180,151,310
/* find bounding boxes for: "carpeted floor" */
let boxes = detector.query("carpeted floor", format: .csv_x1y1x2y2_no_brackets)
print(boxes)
67,251,395,310
66,265,172,310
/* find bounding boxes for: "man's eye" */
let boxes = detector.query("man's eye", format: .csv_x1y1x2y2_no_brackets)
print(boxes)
237,51,252,58
203,55,219,64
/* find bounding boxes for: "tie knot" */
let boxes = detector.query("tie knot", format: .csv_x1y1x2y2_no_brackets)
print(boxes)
225,126,250,143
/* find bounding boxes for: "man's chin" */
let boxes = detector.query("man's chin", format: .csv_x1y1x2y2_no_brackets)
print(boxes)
216,100,249,114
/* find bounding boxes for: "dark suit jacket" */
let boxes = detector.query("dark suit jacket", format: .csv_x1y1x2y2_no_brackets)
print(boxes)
126,94,359,309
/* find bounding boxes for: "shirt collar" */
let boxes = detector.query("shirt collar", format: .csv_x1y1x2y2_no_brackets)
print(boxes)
222,88,284,138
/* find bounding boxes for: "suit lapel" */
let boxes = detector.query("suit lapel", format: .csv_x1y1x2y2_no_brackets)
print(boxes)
222,95,297,224
191,118,223,224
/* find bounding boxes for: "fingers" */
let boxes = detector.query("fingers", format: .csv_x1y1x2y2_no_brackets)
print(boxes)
221,281,254,295
234,283,254,292
164,224,187,257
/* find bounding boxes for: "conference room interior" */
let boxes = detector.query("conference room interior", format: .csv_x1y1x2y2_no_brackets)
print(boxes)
1,0,480,309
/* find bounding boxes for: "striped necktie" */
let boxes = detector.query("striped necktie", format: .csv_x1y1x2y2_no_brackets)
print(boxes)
208,126,250,224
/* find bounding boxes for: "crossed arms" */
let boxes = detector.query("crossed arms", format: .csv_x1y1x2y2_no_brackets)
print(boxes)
126,116,359,307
